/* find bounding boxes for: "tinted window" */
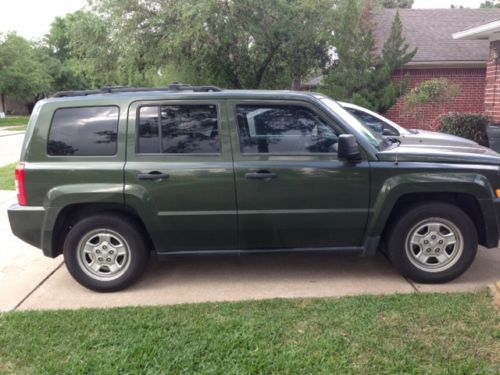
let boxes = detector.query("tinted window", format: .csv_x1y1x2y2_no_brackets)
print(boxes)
137,105,220,154
137,106,160,153
236,104,339,154
48,106,119,156
345,108,398,135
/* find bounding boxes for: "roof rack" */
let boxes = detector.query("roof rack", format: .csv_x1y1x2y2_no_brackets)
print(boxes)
52,82,223,98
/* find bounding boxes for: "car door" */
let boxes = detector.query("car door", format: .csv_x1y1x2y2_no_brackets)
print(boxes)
228,99,371,250
124,99,238,252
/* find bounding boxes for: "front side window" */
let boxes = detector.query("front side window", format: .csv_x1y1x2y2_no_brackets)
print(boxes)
236,104,339,154
48,106,119,156
137,104,220,154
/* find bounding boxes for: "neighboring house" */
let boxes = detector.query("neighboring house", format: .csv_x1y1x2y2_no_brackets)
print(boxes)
373,9,500,130
0,94,29,115
453,16,500,125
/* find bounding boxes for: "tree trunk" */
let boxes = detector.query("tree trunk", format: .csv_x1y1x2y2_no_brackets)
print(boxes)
292,77,302,90
0,93,5,113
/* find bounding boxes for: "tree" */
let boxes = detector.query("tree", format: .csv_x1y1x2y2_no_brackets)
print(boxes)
377,0,413,8
0,33,53,110
321,4,416,113
45,10,119,88
93,0,336,89
480,0,500,8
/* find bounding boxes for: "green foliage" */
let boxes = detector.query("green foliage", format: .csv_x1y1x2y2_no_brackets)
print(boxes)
93,0,335,89
45,10,119,88
321,6,416,113
439,113,490,146
376,0,413,8
480,0,500,8
403,78,461,118
0,33,53,102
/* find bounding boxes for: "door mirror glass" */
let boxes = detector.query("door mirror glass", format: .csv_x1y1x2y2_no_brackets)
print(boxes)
338,134,361,161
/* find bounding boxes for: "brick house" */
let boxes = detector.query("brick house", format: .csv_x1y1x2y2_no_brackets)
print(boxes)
453,16,500,124
373,9,500,130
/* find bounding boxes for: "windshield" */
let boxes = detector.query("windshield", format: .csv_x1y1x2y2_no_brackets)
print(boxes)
320,98,384,149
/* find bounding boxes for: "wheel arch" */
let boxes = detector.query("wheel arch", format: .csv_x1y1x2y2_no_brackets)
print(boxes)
50,203,155,258
366,173,499,254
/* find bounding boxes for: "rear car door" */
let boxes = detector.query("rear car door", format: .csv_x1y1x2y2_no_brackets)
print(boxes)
228,99,371,250
124,99,238,252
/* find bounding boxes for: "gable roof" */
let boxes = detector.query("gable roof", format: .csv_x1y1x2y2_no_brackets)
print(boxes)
373,9,500,65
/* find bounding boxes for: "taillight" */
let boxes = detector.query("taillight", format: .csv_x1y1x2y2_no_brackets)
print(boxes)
15,163,26,206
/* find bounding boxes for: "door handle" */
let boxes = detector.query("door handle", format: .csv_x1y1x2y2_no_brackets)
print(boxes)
245,171,278,180
137,171,170,181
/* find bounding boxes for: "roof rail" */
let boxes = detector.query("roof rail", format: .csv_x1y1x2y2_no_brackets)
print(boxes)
52,83,223,98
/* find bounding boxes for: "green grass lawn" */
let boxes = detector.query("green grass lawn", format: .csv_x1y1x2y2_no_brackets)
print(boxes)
0,163,16,190
0,116,29,127
0,292,498,374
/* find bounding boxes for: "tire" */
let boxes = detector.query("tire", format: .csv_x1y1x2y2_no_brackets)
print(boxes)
386,202,478,283
63,214,150,292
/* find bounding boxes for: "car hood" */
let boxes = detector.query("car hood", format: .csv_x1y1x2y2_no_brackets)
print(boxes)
398,130,478,147
377,142,500,165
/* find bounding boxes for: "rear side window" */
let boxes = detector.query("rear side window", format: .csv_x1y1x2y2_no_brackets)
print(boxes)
48,106,119,156
137,104,220,154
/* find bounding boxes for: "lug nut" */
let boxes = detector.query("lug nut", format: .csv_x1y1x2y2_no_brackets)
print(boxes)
439,240,443,244
106,258,111,262
102,245,107,250
435,248,440,252
96,249,101,254
431,235,436,240
424,240,429,244
109,250,114,255
98,257,103,262
426,248,431,253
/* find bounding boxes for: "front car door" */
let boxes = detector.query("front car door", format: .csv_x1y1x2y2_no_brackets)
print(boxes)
124,98,237,253
228,99,371,250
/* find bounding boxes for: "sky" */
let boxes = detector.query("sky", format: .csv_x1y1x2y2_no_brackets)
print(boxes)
0,0,490,41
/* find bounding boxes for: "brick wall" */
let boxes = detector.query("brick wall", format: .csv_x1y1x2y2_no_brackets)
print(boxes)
384,67,486,130
485,41,500,123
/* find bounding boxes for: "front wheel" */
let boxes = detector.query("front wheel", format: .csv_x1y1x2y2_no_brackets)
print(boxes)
386,202,478,283
63,214,149,292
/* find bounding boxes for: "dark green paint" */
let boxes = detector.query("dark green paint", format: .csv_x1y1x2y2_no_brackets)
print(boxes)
8,90,500,258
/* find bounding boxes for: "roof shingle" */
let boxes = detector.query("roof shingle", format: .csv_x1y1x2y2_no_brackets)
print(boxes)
373,9,500,63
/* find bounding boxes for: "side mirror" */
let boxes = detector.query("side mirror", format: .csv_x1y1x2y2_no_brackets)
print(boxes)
338,134,362,161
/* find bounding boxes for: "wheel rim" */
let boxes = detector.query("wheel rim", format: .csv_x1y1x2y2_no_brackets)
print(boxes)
76,229,132,281
405,218,464,273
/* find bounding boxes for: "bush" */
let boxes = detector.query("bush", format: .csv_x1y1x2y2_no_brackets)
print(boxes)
403,78,461,118
438,113,490,146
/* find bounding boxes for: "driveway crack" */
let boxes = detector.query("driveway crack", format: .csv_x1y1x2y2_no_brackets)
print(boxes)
12,261,64,311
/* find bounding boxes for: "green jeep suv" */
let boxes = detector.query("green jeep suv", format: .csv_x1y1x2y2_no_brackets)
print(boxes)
8,84,500,291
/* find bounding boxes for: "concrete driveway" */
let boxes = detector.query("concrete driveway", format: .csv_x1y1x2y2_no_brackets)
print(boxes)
1,190,499,312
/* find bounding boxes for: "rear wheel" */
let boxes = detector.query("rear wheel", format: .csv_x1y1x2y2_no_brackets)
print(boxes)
63,214,149,292
386,202,478,283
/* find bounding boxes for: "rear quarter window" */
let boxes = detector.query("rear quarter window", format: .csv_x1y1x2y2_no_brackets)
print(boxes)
47,106,119,156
